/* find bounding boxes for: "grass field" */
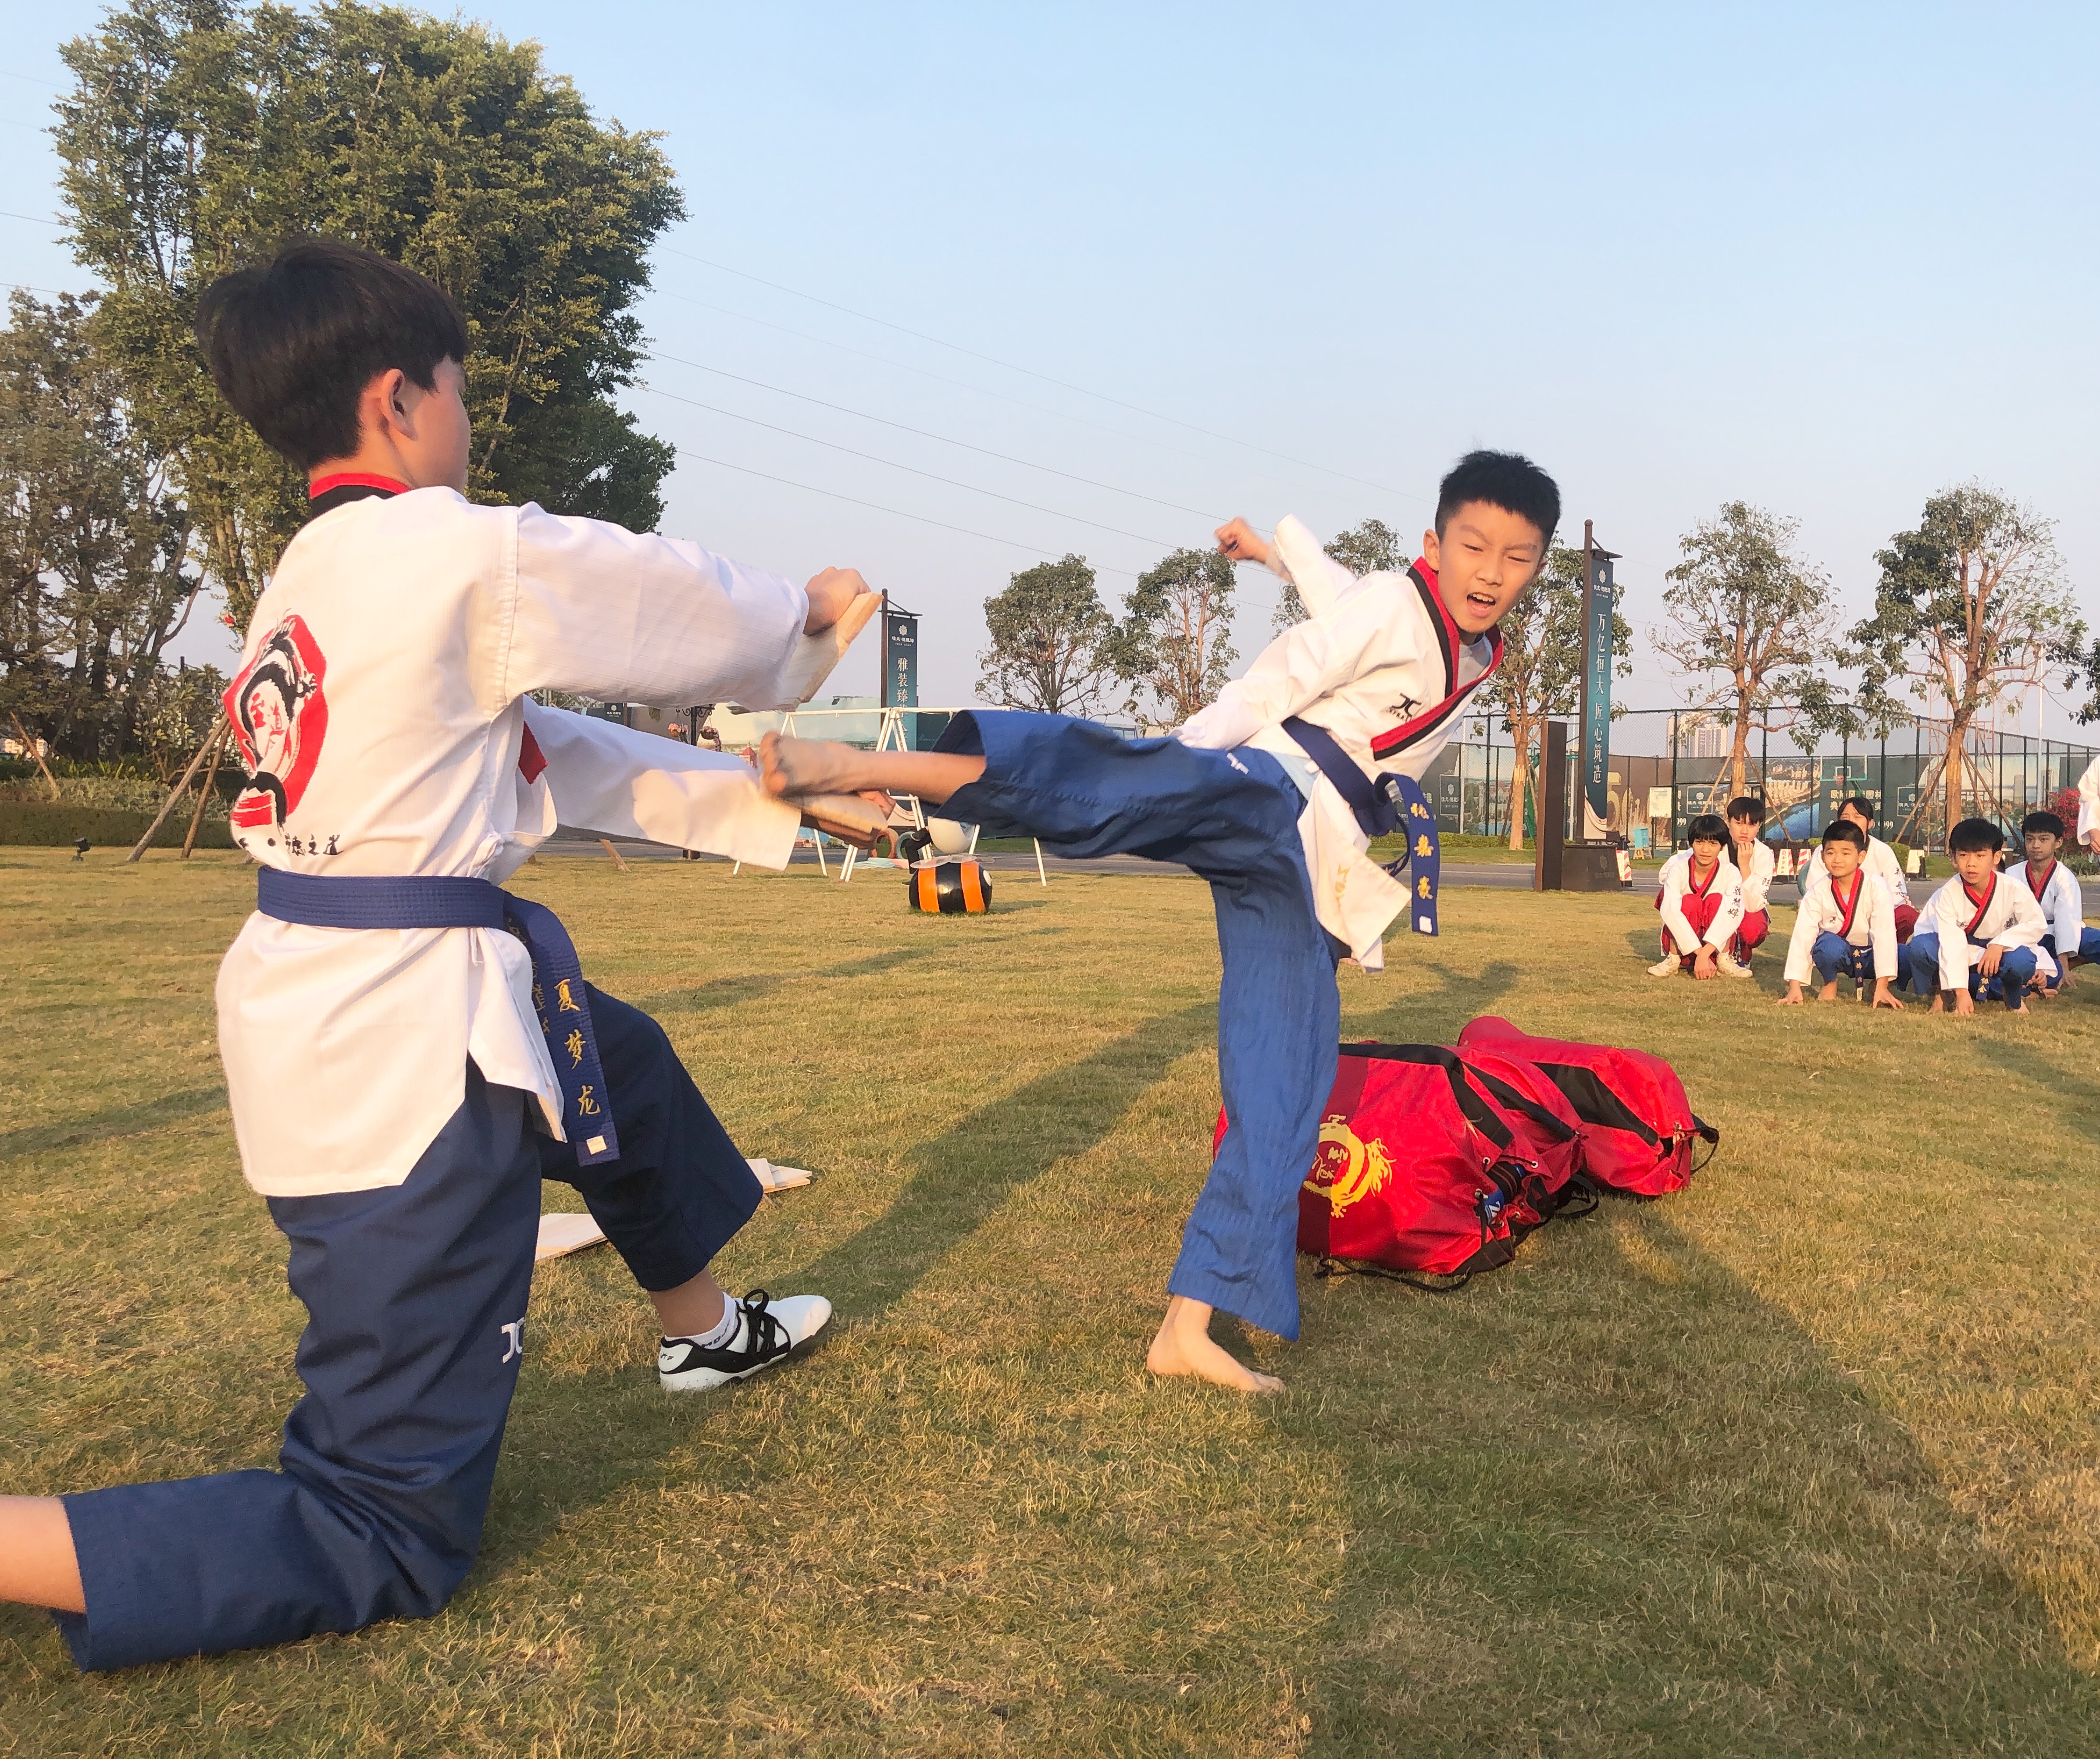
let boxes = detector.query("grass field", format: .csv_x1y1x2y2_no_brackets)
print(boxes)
3,848,2098,1757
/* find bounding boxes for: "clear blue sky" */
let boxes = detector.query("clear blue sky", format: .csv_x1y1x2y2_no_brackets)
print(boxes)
2,2,2095,729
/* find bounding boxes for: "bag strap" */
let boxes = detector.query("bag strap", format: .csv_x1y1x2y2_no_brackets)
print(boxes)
1459,1062,1578,1141
1341,1043,1513,1151
1314,1255,1473,1295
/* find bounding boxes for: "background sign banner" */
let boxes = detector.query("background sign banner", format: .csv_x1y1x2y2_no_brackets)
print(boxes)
882,608,919,708
1581,554,1615,831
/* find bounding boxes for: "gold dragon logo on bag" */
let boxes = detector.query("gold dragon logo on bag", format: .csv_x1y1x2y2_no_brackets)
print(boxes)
1304,1113,1393,1215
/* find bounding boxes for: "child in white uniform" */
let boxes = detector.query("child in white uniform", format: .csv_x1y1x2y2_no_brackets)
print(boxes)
1779,821,1902,1007
755,453,1560,1394
1724,796,1777,968
0,241,874,1669
2012,810,2098,992
1799,796,1917,941
1905,817,2048,1014
1650,814,1749,979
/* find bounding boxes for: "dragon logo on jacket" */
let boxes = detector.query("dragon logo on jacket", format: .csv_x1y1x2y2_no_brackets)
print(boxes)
1305,1113,1393,1215
223,614,330,834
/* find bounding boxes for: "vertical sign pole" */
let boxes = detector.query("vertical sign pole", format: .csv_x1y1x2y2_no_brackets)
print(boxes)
1575,521,1618,843
1534,720,1567,891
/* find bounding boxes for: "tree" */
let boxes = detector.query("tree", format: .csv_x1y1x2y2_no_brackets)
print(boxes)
1655,501,1840,810
1477,545,1631,849
976,555,1120,714
53,0,682,628
0,291,198,759
1117,546,1236,725
1846,484,2083,834
1273,516,1409,628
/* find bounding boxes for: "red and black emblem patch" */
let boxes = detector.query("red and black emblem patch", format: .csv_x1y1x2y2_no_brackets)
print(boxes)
223,614,330,831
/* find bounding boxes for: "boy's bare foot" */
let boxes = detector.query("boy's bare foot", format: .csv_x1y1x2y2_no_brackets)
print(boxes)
760,731,857,799
1146,1295,1283,1393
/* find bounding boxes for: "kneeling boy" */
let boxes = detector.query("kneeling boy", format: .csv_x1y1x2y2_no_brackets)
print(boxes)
0,243,858,1668
1779,821,1902,1007
2013,810,2098,992
763,451,1559,1394
1650,814,1749,979
1905,817,2048,1015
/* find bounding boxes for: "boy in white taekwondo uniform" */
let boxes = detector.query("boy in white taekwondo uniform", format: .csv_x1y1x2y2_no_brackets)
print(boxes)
1777,821,1903,1007
1649,814,1749,979
2012,810,2098,992
1724,796,1777,968
1799,795,1919,941
0,242,886,1669
754,451,1559,1394
1903,817,2048,1015
2078,754,2100,857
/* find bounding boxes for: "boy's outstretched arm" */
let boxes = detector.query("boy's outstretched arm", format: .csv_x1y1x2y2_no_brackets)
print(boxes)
0,1496,84,1614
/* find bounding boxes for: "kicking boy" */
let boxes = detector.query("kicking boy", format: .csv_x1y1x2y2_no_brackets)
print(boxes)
1724,796,1776,969
1778,821,1902,1008
760,451,1558,1393
1800,795,1917,940
2012,810,2099,992
0,242,869,1668
1904,817,2048,1014
1649,814,1749,979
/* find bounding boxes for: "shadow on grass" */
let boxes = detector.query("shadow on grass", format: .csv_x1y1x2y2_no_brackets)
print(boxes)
636,946,944,1016
1972,1037,2100,1150
0,1086,227,1165
1354,957,1521,1043
1295,1203,2100,1753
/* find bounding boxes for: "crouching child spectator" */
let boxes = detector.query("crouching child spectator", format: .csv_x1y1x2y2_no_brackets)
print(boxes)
1779,821,1903,1008
1905,817,2048,1015
2013,810,2099,994
1725,796,1776,970
1650,813,1749,980
1800,795,1917,941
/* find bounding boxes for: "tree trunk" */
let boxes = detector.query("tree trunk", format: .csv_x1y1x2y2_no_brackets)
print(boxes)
1727,706,1752,804
1944,721,1967,835
1506,720,1531,850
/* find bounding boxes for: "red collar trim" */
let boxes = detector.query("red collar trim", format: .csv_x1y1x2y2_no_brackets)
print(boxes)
309,472,411,499
2027,859,2055,899
1962,874,1997,935
1832,870,1863,938
1687,857,1718,898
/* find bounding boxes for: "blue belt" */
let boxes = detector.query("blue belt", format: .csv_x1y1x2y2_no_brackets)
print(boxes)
255,868,621,1166
1277,717,1441,936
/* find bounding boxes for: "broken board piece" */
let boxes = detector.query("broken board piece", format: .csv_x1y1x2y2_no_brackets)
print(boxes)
748,1157,815,1192
536,1211,608,1263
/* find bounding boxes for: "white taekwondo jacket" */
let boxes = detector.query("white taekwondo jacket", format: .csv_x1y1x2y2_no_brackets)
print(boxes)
215,486,812,1198
1784,869,1899,985
2078,754,2100,848
1176,517,1500,968
1917,870,2048,991
1731,836,1776,915
2010,857,2082,963
1800,833,1908,905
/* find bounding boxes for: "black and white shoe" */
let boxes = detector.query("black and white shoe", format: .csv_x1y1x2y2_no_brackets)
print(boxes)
657,1290,832,1393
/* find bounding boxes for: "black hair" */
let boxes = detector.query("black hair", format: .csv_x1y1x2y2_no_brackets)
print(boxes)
1724,796,1764,825
1434,450,1561,548
1821,820,1866,850
1947,817,2005,854
194,238,469,469
2023,810,2065,838
1837,795,1878,823
1686,813,1728,848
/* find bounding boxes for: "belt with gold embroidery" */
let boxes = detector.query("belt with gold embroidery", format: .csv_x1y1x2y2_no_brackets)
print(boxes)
254,868,620,1166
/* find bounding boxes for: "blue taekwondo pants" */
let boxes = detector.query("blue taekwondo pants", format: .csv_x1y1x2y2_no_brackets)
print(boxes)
55,988,760,1672
1811,931,1889,986
939,711,1339,1341
2040,927,2100,989
1902,932,2038,1007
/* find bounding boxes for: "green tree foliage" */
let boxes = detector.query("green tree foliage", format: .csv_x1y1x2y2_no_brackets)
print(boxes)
1845,484,2081,833
1478,545,1631,849
1272,517,1410,628
0,291,199,759
1116,546,1236,725
53,0,683,628
1656,501,1840,809
976,554,1119,714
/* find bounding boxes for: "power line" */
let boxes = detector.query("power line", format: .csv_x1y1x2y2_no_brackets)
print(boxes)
642,280,1351,506
0,67,65,90
658,243,1426,507
0,209,65,227
671,448,1141,579
646,350,1228,525
632,379,1191,551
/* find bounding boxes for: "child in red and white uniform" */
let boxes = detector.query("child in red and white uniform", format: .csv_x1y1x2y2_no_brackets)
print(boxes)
1724,795,1776,968
1778,820,1903,1007
1650,813,1748,979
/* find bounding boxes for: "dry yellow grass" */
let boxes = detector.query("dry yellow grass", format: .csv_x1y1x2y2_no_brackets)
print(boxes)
2,847,2097,1755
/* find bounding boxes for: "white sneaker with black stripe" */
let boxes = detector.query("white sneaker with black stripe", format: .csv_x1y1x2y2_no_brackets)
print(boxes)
658,1290,832,1392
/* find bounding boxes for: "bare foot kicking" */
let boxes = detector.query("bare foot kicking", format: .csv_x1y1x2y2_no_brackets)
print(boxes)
1146,1295,1283,1393
758,731,855,800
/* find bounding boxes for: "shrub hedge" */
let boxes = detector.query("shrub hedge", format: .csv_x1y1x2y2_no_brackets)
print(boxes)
0,803,236,849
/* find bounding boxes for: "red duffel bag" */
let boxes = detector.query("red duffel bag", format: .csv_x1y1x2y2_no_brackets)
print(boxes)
1206,1043,1582,1285
1456,1016,1718,1197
